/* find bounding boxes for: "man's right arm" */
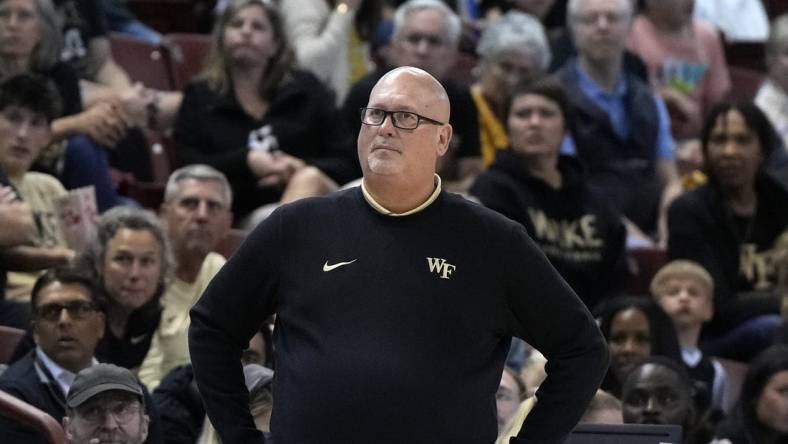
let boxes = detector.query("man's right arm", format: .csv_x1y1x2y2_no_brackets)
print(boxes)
188,209,284,444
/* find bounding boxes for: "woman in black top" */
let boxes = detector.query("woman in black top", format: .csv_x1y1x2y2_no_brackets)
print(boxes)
174,0,357,222
471,78,627,310
668,102,788,361
714,345,788,443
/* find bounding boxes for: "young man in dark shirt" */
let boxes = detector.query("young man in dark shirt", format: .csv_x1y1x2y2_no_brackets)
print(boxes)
189,66,608,444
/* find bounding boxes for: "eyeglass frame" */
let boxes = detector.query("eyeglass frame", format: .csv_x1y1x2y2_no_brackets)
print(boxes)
359,107,446,130
74,400,143,425
35,300,99,322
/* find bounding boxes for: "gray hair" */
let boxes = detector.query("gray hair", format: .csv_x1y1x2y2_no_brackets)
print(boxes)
767,14,788,64
477,11,551,72
566,0,633,29
163,164,233,207
77,206,173,300
0,0,63,71
392,0,462,47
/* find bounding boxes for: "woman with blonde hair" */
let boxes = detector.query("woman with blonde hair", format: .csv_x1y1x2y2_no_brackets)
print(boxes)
174,0,358,225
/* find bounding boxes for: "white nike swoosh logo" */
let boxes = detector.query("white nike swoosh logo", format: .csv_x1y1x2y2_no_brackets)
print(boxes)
129,334,148,345
323,259,357,272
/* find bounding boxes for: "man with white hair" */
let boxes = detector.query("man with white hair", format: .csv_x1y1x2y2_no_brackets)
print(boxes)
138,165,232,390
557,0,681,245
190,66,608,444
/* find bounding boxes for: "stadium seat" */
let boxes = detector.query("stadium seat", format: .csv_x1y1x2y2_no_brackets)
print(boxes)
626,247,669,296
0,390,66,444
166,33,211,90
728,66,766,102
0,326,25,365
109,33,174,91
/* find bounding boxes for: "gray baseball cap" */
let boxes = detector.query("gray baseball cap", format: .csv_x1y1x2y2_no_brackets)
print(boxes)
67,364,144,408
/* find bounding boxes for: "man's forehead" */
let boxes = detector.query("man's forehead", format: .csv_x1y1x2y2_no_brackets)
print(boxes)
37,282,91,305
174,179,226,200
79,390,140,408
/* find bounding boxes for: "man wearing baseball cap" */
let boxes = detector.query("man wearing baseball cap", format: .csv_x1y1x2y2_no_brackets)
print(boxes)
63,364,150,444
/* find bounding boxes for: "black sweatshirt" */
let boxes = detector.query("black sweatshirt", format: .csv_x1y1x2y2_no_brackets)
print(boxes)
471,151,628,311
188,187,608,444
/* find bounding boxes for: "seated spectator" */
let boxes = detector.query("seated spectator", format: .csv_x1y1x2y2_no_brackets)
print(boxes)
54,0,180,132
196,364,274,443
471,78,627,310
0,178,35,329
0,0,130,211
558,0,682,246
756,14,788,152
152,327,273,444
280,0,384,104
497,366,527,435
0,265,161,443
627,0,731,141
76,206,172,369
138,165,232,390
63,363,151,444
0,74,74,293
713,345,788,444
622,356,712,444
667,102,788,362
174,0,356,225
579,389,623,424
341,0,481,190
595,296,682,398
471,11,551,169
651,260,728,412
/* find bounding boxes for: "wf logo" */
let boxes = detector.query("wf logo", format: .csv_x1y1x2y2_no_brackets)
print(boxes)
427,257,456,279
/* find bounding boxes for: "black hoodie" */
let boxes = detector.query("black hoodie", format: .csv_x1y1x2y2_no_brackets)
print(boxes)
471,150,628,310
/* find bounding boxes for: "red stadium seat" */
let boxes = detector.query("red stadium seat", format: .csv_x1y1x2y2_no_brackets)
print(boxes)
728,66,766,102
626,247,669,296
0,390,66,444
0,325,25,365
109,33,174,91
166,33,212,90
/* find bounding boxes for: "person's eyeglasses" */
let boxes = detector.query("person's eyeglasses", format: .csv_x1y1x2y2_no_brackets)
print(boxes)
76,401,142,425
360,107,445,130
35,300,98,322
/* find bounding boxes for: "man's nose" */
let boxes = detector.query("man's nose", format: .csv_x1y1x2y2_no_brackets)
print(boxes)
196,200,210,219
15,120,30,138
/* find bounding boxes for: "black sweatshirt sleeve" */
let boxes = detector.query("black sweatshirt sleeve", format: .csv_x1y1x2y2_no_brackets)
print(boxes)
188,209,283,444
501,224,609,443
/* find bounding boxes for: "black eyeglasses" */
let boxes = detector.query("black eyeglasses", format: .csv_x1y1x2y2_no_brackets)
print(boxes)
360,107,446,130
35,300,98,322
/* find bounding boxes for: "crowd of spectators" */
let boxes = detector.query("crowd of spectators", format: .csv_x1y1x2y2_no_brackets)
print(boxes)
0,0,787,442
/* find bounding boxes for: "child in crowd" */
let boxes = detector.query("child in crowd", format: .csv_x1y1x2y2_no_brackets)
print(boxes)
651,260,728,412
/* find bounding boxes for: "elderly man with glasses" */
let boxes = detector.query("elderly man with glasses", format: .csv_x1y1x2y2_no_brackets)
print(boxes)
190,66,608,444
0,266,161,443
63,364,150,444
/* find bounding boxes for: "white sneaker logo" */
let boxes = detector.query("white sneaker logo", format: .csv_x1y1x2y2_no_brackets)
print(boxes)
323,259,357,272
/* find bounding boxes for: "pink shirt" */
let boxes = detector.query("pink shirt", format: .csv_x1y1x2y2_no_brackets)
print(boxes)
627,16,731,139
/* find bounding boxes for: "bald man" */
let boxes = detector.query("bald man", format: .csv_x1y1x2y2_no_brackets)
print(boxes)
189,67,608,444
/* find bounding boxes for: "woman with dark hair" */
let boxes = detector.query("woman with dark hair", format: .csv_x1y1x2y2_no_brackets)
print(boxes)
471,78,627,310
593,296,682,398
174,0,358,224
667,102,788,362
714,345,788,443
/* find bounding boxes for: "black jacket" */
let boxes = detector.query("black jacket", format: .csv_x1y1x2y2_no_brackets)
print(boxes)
152,365,203,444
556,59,662,234
668,173,788,335
0,350,163,443
174,70,358,218
471,151,628,311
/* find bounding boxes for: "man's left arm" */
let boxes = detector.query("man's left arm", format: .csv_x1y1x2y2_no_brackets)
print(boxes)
500,224,608,444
